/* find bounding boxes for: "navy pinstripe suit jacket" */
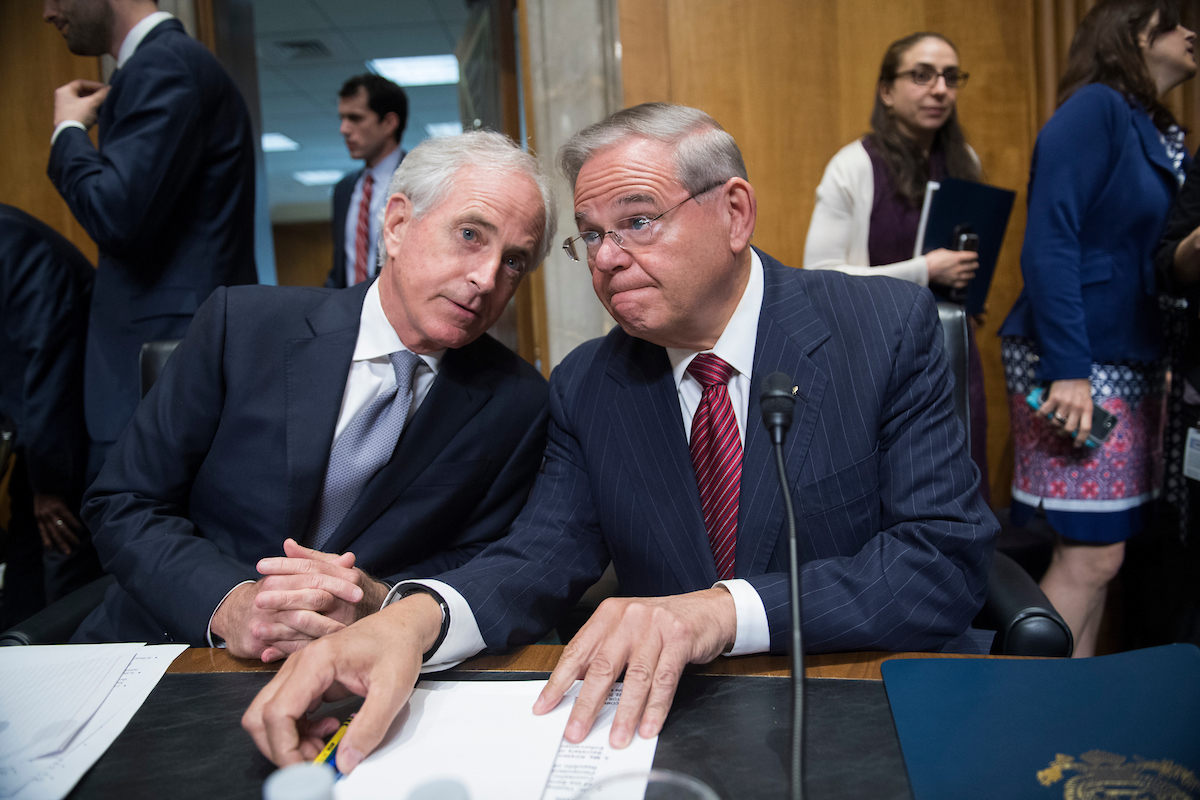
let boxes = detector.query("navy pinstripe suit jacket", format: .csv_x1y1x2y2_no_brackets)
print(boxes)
443,250,997,654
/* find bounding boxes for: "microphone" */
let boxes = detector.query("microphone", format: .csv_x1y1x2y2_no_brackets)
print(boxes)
760,371,803,800
761,372,796,444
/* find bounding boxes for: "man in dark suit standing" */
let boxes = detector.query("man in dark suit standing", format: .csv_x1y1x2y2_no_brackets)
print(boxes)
0,204,96,629
43,0,257,476
244,104,997,773
74,132,553,659
326,74,408,290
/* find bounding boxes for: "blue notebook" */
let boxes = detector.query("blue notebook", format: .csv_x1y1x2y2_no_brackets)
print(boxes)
915,177,1016,316
881,644,1200,799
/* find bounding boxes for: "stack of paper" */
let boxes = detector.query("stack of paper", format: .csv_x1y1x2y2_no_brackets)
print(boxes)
0,643,187,800
333,681,658,800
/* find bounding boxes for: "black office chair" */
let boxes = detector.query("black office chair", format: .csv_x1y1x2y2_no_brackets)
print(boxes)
0,340,184,646
139,339,182,398
936,302,1073,657
0,575,115,646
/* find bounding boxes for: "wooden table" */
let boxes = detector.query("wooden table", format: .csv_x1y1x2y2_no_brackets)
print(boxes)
166,644,1027,680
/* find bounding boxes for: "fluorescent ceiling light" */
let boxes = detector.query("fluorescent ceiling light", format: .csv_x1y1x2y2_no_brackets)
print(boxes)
425,122,463,138
262,133,300,152
292,170,346,186
368,55,459,86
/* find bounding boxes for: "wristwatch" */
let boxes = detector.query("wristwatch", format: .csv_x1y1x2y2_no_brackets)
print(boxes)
396,584,450,662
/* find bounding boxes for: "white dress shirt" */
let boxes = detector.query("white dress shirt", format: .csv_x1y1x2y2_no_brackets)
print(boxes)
51,11,174,145
334,279,442,439
342,146,403,286
394,251,774,669
207,280,442,645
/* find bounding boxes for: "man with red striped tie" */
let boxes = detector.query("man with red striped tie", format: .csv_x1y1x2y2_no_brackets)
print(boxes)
245,103,997,774
325,74,408,289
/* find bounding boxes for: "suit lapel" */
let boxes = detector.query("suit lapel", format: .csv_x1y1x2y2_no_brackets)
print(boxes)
607,338,719,588
324,338,494,554
737,251,830,577
99,20,182,143
283,284,368,541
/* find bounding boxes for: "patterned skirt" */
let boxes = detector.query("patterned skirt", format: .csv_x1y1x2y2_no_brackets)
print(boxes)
1002,337,1165,543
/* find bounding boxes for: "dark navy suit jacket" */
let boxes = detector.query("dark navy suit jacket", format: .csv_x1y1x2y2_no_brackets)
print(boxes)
0,204,92,498
47,18,257,446
325,170,362,289
999,84,1187,380
74,282,549,645
438,252,996,654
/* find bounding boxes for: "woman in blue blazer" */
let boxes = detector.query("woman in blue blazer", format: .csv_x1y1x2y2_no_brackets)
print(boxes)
998,0,1195,657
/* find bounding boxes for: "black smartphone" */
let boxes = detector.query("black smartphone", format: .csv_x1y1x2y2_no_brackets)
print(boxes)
955,231,980,252
1025,387,1119,448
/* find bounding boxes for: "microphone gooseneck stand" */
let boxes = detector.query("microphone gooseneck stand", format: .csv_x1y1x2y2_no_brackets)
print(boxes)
760,371,803,800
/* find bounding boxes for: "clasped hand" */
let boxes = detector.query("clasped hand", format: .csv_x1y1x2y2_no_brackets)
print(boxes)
212,538,389,661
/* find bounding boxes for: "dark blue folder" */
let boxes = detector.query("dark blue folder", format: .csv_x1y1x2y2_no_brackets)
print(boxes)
919,177,1016,315
882,644,1200,799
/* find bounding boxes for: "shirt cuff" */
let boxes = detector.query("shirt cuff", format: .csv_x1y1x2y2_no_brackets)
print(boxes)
51,120,87,147
716,578,770,656
207,580,255,647
384,579,486,672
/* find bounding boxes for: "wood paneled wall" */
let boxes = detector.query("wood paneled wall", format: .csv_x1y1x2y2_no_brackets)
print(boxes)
0,3,101,262
272,222,334,287
619,0,1048,506
618,0,1200,506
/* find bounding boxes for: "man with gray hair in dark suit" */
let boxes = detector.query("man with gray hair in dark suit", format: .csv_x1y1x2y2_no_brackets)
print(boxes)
244,103,997,773
75,132,554,662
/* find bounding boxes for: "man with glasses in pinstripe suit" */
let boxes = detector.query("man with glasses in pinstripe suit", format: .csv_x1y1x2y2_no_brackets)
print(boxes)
244,103,997,773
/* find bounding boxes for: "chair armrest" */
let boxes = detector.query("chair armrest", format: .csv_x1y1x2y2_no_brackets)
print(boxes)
0,575,115,646
975,551,1073,657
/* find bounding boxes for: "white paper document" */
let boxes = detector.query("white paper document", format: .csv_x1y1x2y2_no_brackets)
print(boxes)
334,680,659,800
0,643,187,800
541,685,658,800
0,643,142,762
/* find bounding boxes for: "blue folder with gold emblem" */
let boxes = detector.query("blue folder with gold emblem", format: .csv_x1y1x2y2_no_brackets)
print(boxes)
881,644,1200,799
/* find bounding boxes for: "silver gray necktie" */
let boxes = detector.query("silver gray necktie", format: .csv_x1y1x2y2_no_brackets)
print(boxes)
306,350,422,550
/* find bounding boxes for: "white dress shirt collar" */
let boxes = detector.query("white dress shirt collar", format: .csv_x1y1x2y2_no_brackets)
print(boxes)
117,11,174,68
355,279,444,374
665,249,764,386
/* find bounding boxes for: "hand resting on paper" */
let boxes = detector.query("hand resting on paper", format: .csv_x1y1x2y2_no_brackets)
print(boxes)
533,587,737,749
242,592,444,774
243,585,737,769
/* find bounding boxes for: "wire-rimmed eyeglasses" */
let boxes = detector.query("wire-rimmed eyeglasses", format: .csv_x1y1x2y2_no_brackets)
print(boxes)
561,180,726,262
894,66,969,89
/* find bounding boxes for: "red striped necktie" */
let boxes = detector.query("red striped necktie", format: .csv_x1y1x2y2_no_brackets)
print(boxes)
353,172,375,285
687,353,741,580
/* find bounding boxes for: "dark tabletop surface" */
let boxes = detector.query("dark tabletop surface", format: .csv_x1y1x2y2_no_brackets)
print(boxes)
69,671,912,799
